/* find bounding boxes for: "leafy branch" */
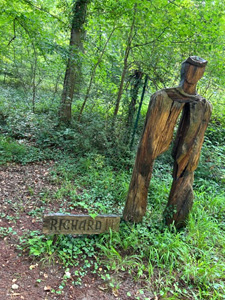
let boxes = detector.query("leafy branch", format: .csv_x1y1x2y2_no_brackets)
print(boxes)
8,18,17,46
21,0,66,25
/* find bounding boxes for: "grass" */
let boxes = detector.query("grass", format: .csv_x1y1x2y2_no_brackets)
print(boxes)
16,150,224,299
1,85,225,299
0,136,57,165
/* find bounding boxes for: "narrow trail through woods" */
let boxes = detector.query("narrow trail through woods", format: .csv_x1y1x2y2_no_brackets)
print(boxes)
0,163,152,300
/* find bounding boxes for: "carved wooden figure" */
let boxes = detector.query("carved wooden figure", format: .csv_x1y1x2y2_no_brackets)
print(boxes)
123,56,212,228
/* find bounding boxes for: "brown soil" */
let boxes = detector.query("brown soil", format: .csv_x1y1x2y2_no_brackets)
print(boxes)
0,163,155,300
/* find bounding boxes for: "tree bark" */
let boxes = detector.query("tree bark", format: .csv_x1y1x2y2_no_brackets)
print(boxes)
126,70,143,132
59,0,89,124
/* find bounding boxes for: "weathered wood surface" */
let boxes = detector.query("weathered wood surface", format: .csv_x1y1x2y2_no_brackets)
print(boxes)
123,89,185,222
164,100,212,228
43,214,120,234
123,56,211,227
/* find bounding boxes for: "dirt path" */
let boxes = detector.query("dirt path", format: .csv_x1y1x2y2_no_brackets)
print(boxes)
0,163,154,300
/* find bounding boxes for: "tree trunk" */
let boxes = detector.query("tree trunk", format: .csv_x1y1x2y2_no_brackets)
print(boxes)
32,54,37,113
78,27,115,121
130,74,148,149
59,0,89,124
124,70,143,143
113,5,137,117
52,73,62,102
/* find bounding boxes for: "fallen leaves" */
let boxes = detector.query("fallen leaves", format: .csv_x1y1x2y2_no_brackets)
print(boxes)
44,285,51,291
29,263,38,270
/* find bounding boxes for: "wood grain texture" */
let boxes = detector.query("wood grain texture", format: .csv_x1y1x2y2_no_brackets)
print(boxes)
123,87,211,226
164,99,212,228
123,57,211,227
43,214,120,234
123,89,185,222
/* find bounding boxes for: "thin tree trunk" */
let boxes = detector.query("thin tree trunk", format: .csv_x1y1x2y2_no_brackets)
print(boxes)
113,5,137,117
52,73,62,102
78,27,116,121
32,54,37,113
59,0,89,124
124,70,143,143
130,74,148,149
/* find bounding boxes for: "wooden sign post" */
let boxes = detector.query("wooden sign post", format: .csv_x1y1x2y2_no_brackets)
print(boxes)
43,214,120,235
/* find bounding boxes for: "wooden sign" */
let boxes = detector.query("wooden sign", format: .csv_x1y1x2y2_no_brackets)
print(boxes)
43,214,120,235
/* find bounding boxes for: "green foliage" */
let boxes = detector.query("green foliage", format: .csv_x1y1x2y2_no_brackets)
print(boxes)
1,0,225,119
97,200,225,298
0,136,39,164
19,231,102,286
1,0,225,298
0,226,17,238
195,127,225,183
0,135,57,164
49,153,130,216
15,126,225,299
0,136,26,164
19,231,98,266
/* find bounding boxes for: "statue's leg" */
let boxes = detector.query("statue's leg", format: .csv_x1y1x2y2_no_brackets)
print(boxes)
164,100,212,228
123,91,184,222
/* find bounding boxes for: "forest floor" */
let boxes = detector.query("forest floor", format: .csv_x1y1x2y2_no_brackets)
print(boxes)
0,162,154,300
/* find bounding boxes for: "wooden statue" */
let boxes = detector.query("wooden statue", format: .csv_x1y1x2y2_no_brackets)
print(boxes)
123,56,212,228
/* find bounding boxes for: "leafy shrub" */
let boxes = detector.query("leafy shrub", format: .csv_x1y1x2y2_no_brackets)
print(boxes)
0,136,54,164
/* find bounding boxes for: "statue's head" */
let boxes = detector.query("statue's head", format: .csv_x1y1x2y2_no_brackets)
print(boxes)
180,56,208,93
181,56,207,84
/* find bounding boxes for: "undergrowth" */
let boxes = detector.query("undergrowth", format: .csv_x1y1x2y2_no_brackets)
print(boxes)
1,85,225,299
